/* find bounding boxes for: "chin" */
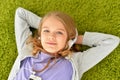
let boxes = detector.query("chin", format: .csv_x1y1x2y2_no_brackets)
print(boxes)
45,49,58,54
47,51,58,54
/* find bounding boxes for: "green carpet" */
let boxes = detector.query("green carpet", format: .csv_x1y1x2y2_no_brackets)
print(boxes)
0,0,120,80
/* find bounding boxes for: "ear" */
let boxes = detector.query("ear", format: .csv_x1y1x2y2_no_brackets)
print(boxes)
38,37,41,40
68,29,78,49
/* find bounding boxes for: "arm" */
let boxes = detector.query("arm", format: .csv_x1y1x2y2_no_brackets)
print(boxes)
73,32,120,74
75,35,83,44
15,7,41,54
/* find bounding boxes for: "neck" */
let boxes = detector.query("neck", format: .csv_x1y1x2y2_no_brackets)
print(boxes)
41,50,61,58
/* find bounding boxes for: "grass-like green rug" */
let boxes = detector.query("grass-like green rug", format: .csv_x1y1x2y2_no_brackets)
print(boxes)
0,0,120,80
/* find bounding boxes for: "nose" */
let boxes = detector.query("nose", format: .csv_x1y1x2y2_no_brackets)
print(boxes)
48,32,56,40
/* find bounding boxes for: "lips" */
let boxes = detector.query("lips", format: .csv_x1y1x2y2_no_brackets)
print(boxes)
46,42,57,45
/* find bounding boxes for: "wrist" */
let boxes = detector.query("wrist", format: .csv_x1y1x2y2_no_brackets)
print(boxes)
75,35,83,44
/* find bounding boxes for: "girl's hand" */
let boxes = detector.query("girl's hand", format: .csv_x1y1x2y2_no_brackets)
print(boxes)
75,35,83,44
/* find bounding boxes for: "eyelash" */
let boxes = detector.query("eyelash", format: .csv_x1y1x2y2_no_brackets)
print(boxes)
43,30,49,32
43,30,63,35
56,31,63,35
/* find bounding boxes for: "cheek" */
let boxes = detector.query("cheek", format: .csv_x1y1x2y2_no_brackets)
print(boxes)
57,37,67,47
40,34,46,44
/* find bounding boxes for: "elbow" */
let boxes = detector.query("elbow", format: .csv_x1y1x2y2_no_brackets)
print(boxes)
94,36,120,48
102,36,120,49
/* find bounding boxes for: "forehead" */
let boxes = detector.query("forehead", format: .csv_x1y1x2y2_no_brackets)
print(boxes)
42,16,66,30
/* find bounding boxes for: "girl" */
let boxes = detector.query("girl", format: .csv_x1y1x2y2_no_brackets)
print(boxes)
8,7,120,80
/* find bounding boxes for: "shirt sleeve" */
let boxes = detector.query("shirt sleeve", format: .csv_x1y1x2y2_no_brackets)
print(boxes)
15,7,41,54
74,32,120,74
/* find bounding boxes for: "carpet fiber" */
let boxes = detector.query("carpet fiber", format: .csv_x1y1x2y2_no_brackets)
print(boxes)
0,0,120,80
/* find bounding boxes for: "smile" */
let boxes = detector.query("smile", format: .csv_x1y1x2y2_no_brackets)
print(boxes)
46,42,57,45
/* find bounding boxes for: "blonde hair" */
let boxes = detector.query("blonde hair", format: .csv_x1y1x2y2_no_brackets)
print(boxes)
32,11,77,57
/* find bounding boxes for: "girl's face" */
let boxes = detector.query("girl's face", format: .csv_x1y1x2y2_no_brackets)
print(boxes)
41,16,68,54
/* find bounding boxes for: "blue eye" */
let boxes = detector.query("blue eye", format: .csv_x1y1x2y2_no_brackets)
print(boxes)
43,30,49,32
56,31,63,35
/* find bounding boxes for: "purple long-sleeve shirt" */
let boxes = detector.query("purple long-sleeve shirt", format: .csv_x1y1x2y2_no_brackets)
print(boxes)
14,52,73,80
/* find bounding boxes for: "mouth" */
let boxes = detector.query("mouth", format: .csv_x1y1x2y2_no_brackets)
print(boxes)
46,42,57,45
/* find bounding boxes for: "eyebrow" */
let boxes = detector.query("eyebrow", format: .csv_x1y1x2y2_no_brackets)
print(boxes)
42,26,48,28
42,26,66,32
57,29,66,32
